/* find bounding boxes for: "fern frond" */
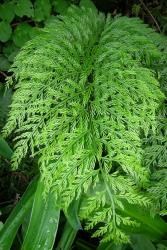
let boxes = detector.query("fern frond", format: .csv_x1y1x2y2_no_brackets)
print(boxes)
144,103,167,213
3,5,166,244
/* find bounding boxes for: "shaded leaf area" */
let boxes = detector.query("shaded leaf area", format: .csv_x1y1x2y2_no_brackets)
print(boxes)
0,85,12,129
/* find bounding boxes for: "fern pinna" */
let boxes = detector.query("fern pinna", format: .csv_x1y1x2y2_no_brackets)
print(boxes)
3,5,167,245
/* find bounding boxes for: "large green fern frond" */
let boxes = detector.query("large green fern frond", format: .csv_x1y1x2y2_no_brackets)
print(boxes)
3,5,166,243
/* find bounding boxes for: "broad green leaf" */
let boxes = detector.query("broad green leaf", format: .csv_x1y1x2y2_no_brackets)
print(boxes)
121,203,167,240
65,199,81,230
12,23,33,47
0,135,12,159
53,0,70,15
21,179,60,250
0,55,10,71
0,177,38,250
15,0,34,18
34,0,51,21
56,222,77,250
3,42,20,62
0,21,12,42
0,85,12,127
21,209,31,240
0,2,15,23
131,235,156,250
80,0,97,11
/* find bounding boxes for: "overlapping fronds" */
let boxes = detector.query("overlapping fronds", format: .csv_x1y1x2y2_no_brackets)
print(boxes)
3,5,166,243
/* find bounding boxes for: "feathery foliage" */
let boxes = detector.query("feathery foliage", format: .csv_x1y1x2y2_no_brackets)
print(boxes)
144,99,167,215
3,4,167,244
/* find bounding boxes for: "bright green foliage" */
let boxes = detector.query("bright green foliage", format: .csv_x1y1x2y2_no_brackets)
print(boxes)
142,39,167,216
144,104,167,214
15,0,34,18
3,5,167,244
34,0,51,21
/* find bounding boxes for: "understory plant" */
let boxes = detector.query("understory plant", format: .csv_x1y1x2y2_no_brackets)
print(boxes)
1,1,167,249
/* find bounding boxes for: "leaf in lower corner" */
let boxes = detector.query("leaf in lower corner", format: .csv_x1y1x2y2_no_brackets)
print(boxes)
12,23,33,47
0,177,37,250
131,234,156,250
22,179,60,250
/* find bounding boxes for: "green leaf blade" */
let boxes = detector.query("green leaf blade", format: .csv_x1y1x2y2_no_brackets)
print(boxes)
0,135,12,159
0,2,15,23
0,21,12,42
21,179,60,250
0,178,38,250
15,0,34,18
